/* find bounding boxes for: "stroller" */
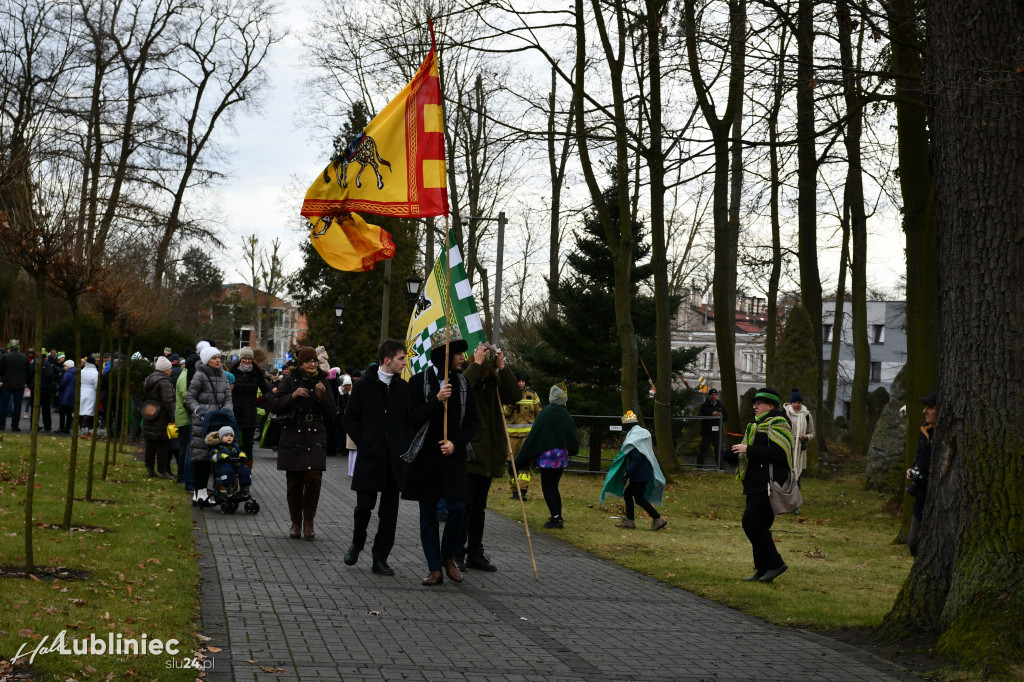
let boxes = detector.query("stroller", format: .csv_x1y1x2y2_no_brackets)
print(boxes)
198,409,261,515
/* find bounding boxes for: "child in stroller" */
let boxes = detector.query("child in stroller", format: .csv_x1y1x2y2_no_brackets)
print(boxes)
201,415,260,514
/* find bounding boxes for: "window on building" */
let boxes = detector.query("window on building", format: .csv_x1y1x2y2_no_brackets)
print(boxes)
823,323,833,343
872,324,885,344
701,352,714,371
870,361,882,382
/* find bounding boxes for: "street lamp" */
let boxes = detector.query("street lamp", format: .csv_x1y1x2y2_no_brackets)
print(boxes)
460,211,507,345
404,271,424,311
333,300,344,364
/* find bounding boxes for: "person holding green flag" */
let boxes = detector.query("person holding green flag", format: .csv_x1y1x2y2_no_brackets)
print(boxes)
600,412,667,531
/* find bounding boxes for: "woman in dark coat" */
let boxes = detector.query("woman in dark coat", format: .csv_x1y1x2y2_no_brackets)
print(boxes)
142,357,177,478
266,346,336,540
58,360,76,433
186,346,233,504
228,346,270,466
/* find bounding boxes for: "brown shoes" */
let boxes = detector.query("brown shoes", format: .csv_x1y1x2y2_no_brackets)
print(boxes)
442,558,463,583
289,523,301,539
421,570,444,586
302,519,315,540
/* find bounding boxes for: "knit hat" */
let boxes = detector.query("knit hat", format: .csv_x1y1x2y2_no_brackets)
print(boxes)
238,347,254,359
327,368,339,380
342,374,353,386
291,346,315,365
86,356,97,365
549,382,568,406
752,388,781,407
169,353,180,364
708,387,718,396
217,426,235,440
790,388,803,403
200,346,221,366
622,411,639,424
163,347,172,355
8,339,19,350
154,356,172,372
63,360,74,369
196,340,211,355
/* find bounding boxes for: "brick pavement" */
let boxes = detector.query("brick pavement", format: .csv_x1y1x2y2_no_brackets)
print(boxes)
195,448,917,681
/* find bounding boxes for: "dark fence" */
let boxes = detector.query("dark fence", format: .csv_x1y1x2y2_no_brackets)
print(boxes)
565,414,725,473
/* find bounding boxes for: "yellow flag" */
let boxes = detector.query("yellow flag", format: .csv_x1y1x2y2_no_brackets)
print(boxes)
308,212,395,272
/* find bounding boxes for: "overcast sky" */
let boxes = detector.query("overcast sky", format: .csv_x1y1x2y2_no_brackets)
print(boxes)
201,3,907,301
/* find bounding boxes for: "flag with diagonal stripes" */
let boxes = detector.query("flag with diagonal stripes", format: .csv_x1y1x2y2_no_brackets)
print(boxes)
403,227,486,378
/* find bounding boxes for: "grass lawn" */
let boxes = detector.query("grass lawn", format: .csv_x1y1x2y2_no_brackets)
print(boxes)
0,433,201,681
491,466,912,630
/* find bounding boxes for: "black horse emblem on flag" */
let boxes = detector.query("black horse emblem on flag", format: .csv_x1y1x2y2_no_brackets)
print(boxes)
324,132,393,191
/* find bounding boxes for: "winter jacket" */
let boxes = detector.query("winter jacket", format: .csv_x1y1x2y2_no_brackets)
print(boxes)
737,409,793,495
59,367,77,408
185,362,233,462
342,369,409,492
228,361,270,429
0,350,30,391
206,433,247,465
514,403,579,470
79,364,99,417
401,366,478,503
266,367,336,472
783,402,816,479
505,387,541,436
142,370,176,441
699,398,727,436
462,362,521,478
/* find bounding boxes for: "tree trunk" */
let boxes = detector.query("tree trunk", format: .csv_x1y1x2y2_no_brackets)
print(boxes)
878,0,1024,671
839,0,869,457
645,0,676,473
23,272,46,574
825,211,850,434
102,335,121,481
117,337,134,458
796,0,823,428
883,0,938,539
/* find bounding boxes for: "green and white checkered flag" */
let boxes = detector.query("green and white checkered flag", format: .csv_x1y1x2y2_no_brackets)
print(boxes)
404,228,486,377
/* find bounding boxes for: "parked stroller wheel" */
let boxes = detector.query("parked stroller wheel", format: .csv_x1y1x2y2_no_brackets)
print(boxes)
220,502,230,514
244,501,255,514
228,501,239,514
250,501,260,514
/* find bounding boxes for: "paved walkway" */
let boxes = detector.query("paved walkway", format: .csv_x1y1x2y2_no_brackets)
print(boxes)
195,448,917,681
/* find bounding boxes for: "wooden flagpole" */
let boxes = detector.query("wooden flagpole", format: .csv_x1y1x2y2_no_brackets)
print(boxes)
503,421,539,580
442,216,451,446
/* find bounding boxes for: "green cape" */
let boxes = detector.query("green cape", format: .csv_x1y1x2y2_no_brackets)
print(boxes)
599,426,665,506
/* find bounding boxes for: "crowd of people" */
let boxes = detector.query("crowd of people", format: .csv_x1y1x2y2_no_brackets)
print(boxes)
1,332,936,586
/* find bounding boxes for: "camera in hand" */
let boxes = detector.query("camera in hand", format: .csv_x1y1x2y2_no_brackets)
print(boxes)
906,467,924,496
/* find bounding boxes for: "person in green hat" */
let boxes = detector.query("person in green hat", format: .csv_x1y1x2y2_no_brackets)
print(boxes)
731,388,793,583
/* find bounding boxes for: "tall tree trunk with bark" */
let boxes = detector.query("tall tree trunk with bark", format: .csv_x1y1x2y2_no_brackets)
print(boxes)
883,0,938,538
877,0,1024,671
644,0,676,472
796,0,823,433
682,0,746,437
838,0,869,457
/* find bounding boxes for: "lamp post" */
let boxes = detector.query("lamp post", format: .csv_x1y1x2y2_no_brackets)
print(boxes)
404,271,424,312
333,299,344,364
460,211,507,345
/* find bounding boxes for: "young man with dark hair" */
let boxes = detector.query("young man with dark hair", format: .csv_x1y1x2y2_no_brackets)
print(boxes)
341,339,410,576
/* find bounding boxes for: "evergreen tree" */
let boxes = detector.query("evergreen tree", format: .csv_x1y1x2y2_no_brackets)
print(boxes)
523,184,698,417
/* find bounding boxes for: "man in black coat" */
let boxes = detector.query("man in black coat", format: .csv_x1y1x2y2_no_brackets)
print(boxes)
0,340,30,432
402,334,478,586
341,340,410,576
696,388,726,467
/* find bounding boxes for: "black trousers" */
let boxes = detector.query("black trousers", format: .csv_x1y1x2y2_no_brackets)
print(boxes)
37,391,53,430
144,439,170,473
59,405,73,431
239,424,256,467
462,473,493,554
193,459,211,492
540,468,563,518
352,471,400,561
697,433,718,465
624,480,660,520
742,491,784,572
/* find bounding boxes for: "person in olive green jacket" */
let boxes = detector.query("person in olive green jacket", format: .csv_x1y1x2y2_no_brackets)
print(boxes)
457,342,521,571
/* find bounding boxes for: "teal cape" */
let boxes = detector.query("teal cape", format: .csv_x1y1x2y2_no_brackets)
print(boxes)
599,426,666,506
